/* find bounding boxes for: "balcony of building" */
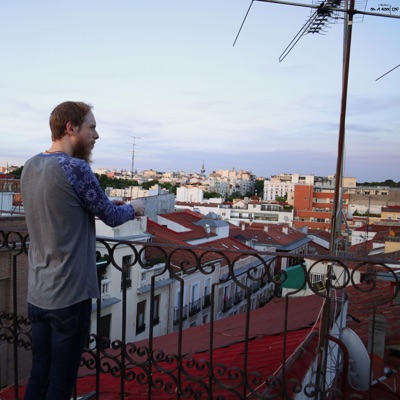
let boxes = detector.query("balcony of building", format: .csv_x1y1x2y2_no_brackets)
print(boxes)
188,298,202,317
1,228,400,400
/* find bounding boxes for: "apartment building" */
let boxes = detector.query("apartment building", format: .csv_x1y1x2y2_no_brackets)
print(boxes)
94,218,153,343
205,168,256,197
146,210,276,327
176,185,204,203
263,173,315,201
175,195,294,226
381,206,400,222
292,184,350,230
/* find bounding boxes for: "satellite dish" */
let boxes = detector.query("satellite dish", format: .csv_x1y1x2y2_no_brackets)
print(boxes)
340,327,371,391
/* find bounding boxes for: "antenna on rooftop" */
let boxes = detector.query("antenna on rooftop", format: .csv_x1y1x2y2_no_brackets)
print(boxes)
130,136,141,177
376,63,400,81
279,0,371,62
233,0,398,62
233,1,400,398
279,0,342,62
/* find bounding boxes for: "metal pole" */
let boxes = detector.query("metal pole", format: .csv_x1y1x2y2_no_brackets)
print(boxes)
131,136,141,177
315,0,355,397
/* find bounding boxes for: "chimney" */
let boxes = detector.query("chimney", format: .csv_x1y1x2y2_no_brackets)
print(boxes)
241,224,245,231
282,226,288,235
264,226,269,233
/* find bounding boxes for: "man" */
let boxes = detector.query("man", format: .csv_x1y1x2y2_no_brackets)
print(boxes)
21,101,145,399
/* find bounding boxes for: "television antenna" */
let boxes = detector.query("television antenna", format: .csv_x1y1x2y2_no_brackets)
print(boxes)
233,0,400,61
233,1,400,397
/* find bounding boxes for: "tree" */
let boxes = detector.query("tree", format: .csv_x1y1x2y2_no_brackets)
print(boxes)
357,179,400,188
254,180,264,197
95,174,139,190
160,182,178,195
226,191,243,202
203,191,221,199
275,194,287,203
142,180,159,190
9,166,23,178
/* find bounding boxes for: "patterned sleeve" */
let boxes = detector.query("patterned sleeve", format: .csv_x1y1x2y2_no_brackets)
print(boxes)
58,154,135,227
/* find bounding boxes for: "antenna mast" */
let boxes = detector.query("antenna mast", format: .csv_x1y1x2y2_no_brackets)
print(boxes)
130,136,141,178
233,0,400,397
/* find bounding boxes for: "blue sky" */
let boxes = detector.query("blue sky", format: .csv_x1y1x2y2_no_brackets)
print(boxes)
1,0,399,182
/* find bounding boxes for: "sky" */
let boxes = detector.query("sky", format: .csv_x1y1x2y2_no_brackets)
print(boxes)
0,0,399,182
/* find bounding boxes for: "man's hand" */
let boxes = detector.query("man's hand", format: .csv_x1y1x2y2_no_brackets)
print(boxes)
130,199,145,217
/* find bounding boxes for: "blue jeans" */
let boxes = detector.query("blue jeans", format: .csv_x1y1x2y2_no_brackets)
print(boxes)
24,299,92,400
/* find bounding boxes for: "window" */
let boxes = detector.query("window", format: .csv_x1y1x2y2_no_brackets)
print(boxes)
98,314,111,348
121,255,132,289
136,300,146,334
203,279,211,309
175,289,182,310
152,295,160,325
189,283,201,316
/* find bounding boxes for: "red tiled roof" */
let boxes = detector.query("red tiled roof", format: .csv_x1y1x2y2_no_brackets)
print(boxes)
159,209,203,226
155,210,218,241
346,281,400,350
308,228,331,242
175,201,216,208
231,224,307,247
3,291,399,399
353,225,400,234
348,239,375,256
133,295,324,355
73,329,319,399
146,219,254,269
308,240,329,255
382,206,400,212
343,281,400,399
84,295,323,398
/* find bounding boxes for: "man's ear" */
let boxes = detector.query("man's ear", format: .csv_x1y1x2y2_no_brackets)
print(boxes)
66,121,78,136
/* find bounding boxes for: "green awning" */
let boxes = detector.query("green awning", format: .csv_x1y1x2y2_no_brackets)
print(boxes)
281,264,307,290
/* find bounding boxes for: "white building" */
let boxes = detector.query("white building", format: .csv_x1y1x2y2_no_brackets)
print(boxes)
0,192,14,212
176,185,204,203
175,201,294,226
264,173,315,201
93,217,164,344
205,169,256,197
106,184,169,201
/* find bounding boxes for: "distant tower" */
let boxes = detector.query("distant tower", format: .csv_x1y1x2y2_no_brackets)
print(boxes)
201,160,206,176
130,136,141,176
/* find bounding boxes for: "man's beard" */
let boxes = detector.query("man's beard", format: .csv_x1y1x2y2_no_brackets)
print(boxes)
72,139,93,164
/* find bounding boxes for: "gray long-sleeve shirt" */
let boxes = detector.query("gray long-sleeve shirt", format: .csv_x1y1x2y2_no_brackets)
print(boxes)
21,153,135,309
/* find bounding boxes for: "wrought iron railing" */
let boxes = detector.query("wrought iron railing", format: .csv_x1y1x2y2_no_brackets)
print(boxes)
1,228,399,399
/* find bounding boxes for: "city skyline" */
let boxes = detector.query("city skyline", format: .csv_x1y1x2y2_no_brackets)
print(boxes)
0,1,399,182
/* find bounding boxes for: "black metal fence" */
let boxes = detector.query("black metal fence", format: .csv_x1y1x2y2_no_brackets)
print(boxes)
1,228,399,399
